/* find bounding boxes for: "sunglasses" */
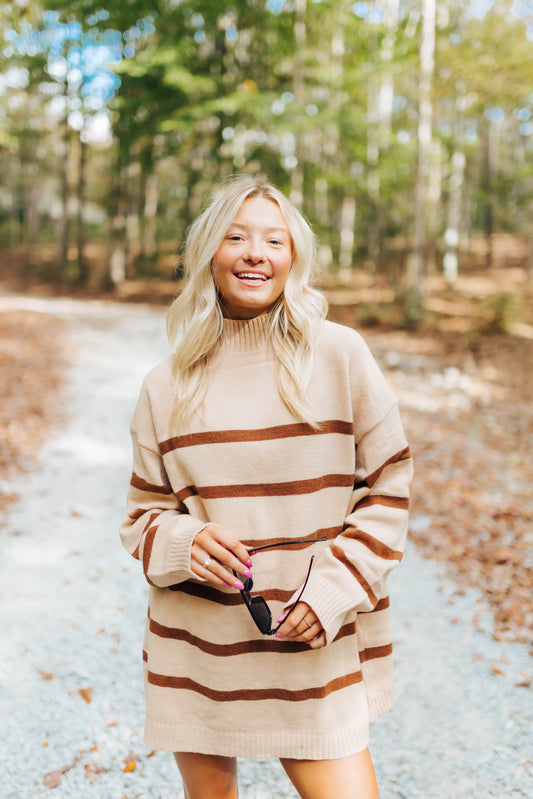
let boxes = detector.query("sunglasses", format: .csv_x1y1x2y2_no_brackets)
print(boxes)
236,537,327,636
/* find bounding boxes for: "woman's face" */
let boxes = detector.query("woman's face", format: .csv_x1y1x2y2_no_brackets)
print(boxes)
211,196,292,320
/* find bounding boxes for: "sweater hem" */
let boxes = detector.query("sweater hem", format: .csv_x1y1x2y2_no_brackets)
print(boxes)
144,720,369,760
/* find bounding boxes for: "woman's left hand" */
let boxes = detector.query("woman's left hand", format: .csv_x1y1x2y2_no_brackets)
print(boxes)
275,602,326,648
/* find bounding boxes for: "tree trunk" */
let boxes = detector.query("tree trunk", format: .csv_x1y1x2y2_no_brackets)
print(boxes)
338,195,356,283
367,0,399,272
406,0,436,294
443,89,466,286
483,118,498,269
107,142,127,287
526,216,533,283
76,132,89,284
290,0,306,207
144,173,159,262
22,155,39,277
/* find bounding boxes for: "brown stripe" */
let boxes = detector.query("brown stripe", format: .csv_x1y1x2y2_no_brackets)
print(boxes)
356,495,409,511
333,620,356,642
131,472,172,495
354,446,411,490
342,529,403,561
149,617,356,655
129,507,146,521
149,618,308,654
359,643,392,663
147,669,363,702
197,473,354,500
143,649,148,662
142,511,162,533
159,420,354,454
372,596,390,612
143,526,158,579
168,581,296,605
243,527,341,551
331,545,378,607
176,485,198,503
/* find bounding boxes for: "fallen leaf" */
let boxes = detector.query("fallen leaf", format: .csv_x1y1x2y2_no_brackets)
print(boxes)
491,666,505,676
39,671,54,681
122,752,140,773
84,764,101,783
43,769,63,788
43,753,82,788
84,763,109,782
78,687,93,703
515,675,532,688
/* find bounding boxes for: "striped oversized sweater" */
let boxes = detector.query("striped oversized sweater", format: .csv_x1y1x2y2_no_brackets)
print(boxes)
120,313,413,760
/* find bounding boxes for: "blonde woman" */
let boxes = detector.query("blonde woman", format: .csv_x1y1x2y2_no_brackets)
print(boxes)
120,175,413,799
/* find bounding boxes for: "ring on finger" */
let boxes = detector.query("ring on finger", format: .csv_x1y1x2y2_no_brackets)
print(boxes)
302,616,313,629
203,557,212,569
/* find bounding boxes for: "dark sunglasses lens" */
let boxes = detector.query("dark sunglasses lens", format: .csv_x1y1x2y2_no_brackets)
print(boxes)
250,597,272,634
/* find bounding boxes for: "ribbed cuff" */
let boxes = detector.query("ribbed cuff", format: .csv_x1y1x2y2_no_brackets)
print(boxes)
150,517,207,587
284,572,368,645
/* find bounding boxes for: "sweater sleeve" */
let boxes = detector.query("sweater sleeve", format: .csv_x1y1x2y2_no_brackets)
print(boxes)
119,381,207,588
288,333,413,645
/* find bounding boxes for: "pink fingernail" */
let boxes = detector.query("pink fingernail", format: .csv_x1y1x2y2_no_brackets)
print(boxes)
234,580,245,590
275,615,285,624
246,559,253,568
224,582,231,587
243,569,253,579
275,632,283,638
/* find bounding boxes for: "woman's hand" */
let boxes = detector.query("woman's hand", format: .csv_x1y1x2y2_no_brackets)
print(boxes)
191,523,253,590
275,602,326,649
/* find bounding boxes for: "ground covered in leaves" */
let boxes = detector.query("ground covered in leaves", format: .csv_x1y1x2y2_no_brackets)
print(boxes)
1,301,532,656
0,310,68,512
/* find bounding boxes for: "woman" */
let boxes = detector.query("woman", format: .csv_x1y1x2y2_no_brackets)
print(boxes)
120,175,413,798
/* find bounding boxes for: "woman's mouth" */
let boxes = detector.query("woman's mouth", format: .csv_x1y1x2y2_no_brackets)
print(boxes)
235,272,269,282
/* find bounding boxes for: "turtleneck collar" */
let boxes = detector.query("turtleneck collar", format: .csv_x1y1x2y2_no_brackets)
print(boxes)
220,312,271,355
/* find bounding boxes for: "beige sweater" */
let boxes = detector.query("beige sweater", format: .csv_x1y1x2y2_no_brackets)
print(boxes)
120,314,413,759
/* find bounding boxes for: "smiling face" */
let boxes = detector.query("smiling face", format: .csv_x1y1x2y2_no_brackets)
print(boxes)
211,196,293,320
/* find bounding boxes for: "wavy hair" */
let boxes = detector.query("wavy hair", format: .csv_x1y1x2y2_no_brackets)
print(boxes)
166,175,328,432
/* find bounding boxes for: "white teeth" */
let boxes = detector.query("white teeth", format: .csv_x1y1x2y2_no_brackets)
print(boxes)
236,273,268,281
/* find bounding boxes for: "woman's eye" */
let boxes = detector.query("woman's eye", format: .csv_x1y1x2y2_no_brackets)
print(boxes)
269,239,282,246
228,235,243,241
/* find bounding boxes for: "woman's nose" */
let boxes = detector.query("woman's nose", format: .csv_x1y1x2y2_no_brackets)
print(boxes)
244,238,265,262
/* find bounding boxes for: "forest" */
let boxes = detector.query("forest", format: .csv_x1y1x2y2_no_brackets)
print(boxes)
0,0,532,318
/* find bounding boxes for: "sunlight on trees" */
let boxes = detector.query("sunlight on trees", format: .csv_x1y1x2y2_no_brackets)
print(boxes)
0,0,531,296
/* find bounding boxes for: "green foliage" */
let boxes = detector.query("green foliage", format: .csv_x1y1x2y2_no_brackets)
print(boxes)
1,0,532,289
480,291,520,334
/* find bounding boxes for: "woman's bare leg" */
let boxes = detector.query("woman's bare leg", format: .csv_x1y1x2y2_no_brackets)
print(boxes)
280,748,379,799
174,752,238,799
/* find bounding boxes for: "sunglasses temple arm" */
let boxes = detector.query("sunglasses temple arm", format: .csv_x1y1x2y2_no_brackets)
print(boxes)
273,556,315,632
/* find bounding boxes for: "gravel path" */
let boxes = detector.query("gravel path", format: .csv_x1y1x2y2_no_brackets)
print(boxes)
1,296,532,798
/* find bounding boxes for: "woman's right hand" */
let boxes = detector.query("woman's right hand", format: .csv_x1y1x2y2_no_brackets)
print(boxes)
190,523,253,590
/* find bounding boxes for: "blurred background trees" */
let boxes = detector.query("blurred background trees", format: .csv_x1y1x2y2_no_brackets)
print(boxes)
0,0,532,302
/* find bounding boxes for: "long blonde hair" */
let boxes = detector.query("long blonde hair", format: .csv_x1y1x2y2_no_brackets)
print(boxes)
166,175,328,432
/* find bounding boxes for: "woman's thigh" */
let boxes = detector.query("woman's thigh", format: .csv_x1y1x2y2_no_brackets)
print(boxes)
280,748,379,799
174,752,239,799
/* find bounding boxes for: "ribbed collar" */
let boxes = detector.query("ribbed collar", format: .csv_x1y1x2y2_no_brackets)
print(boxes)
220,312,271,355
